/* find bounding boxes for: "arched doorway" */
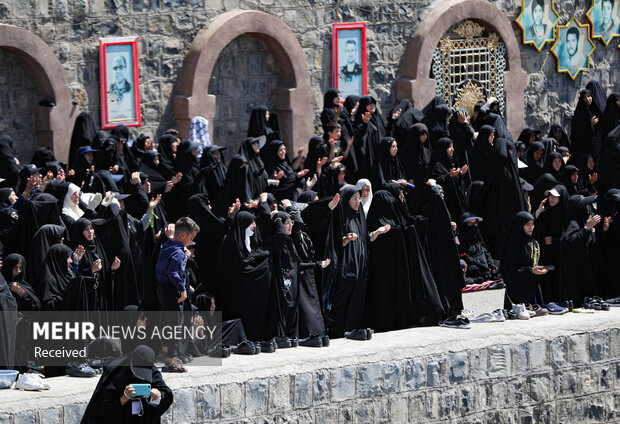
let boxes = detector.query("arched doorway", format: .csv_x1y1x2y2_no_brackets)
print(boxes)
174,10,314,152
396,0,527,138
0,24,75,162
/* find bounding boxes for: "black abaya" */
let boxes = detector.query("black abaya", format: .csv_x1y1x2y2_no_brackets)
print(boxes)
40,244,75,311
399,123,431,184
570,89,602,162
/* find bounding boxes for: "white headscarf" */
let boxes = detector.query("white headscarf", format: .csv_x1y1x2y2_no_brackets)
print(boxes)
62,183,84,221
189,116,211,160
244,224,254,254
356,179,373,217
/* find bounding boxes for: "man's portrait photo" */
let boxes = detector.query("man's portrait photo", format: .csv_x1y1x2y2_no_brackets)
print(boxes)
100,37,141,129
516,0,559,50
587,0,620,44
551,19,595,79
333,25,366,98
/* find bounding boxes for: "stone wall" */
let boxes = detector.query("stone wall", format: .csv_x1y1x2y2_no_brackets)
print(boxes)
0,0,619,160
0,49,39,160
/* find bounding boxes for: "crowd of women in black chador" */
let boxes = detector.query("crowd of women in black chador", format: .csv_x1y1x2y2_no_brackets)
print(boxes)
0,83,618,376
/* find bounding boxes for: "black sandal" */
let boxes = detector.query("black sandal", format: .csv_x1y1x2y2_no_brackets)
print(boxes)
162,360,187,373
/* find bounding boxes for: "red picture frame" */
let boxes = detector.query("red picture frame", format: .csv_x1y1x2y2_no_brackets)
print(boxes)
332,22,367,97
99,37,142,129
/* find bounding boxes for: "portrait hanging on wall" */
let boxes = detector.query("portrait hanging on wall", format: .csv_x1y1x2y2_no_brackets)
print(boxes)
516,0,560,51
587,0,620,45
99,37,142,129
551,18,596,80
332,22,367,98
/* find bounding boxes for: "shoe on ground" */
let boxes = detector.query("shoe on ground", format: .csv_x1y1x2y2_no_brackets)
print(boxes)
25,372,51,390
290,338,299,347
345,329,369,340
492,309,506,322
460,309,475,319
487,280,505,290
14,373,45,391
66,362,97,378
604,297,620,305
259,340,277,353
543,302,568,315
208,344,231,358
161,360,187,373
572,307,595,314
232,341,257,355
299,335,323,348
470,312,495,323
321,335,330,347
439,315,471,329
512,304,530,320
276,337,292,349
366,329,374,340
525,304,547,317
559,300,574,312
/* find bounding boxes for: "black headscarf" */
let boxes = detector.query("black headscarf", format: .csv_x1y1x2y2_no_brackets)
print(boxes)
484,113,513,142
517,128,540,145
422,104,452,146
468,125,495,181
577,153,598,194
421,95,447,116
542,151,564,182
0,272,17,368
390,100,424,148
548,124,571,149
217,154,252,216
130,134,149,161
599,125,620,196
248,105,280,141
138,151,167,194
263,140,299,201
343,95,360,117
371,137,406,189
321,88,354,144
31,147,56,169
427,137,467,219
0,135,19,189
156,134,178,178
198,144,228,201
585,80,607,113
353,96,387,178
69,112,99,169
520,141,545,184
561,165,583,195
400,123,431,183
27,224,68,296
602,92,620,139
1,253,40,311
41,244,75,311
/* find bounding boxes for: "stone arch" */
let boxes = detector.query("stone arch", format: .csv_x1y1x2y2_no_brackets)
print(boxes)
174,10,314,151
396,0,527,137
0,24,75,162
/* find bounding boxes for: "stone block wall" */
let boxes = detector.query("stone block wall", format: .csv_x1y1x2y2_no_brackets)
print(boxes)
9,327,620,423
0,0,619,160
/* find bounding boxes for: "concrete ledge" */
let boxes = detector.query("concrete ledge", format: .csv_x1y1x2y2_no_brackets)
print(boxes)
2,309,620,423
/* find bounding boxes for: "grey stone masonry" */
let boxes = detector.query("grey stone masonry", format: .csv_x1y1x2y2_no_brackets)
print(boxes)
2,310,620,422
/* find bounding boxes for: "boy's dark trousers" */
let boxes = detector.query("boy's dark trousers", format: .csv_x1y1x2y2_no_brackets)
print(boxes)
157,283,184,358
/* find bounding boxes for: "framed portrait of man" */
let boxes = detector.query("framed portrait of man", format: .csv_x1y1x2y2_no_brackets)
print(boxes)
587,0,620,45
332,23,367,98
516,0,560,51
551,18,596,80
99,37,142,129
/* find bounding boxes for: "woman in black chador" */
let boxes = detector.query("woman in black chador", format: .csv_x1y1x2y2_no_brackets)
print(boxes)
320,88,354,147
570,89,602,163
468,125,495,182
422,104,451,147
427,137,468,220
262,140,308,202
533,185,568,303
217,154,252,216
561,165,584,195
542,151,565,183
353,96,387,179
81,345,173,424
400,123,431,185
577,153,599,195
560,195,601,307
247,105,280,142
326,186,370,338
219,211,276,342
238,137,268,199
520,141,545,185
457,214,499,282
371,137,407,190
500,211,548,309
40,244,75,311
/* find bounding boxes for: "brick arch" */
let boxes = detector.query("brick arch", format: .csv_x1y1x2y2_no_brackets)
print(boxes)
396,0,527,138
174,10,314,151
0,24,75,162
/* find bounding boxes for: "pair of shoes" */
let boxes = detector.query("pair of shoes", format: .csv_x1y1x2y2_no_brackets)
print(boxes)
511,304,530,320
14,373,50,391
543,302,568,315
66,362,97,378
322,335,330,347
525,304,548,317
208,344,231,358
259,339,277,353
439,315,471,329
344,329,373,340
604,297,620,306
460,309,475,319
583,297,610,311
299,335,323,347
162,360,187,373
233,341,258,355
87,359,103,374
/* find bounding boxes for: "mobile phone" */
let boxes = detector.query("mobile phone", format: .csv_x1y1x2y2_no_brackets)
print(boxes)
130,383,151,397
542,265,555,271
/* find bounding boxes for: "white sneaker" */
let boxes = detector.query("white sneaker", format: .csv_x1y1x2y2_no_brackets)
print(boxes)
27,373,50,390
470,312,494,323
512,304,530,320
14,373,45,391
461,309,475,319
491,309,506,322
